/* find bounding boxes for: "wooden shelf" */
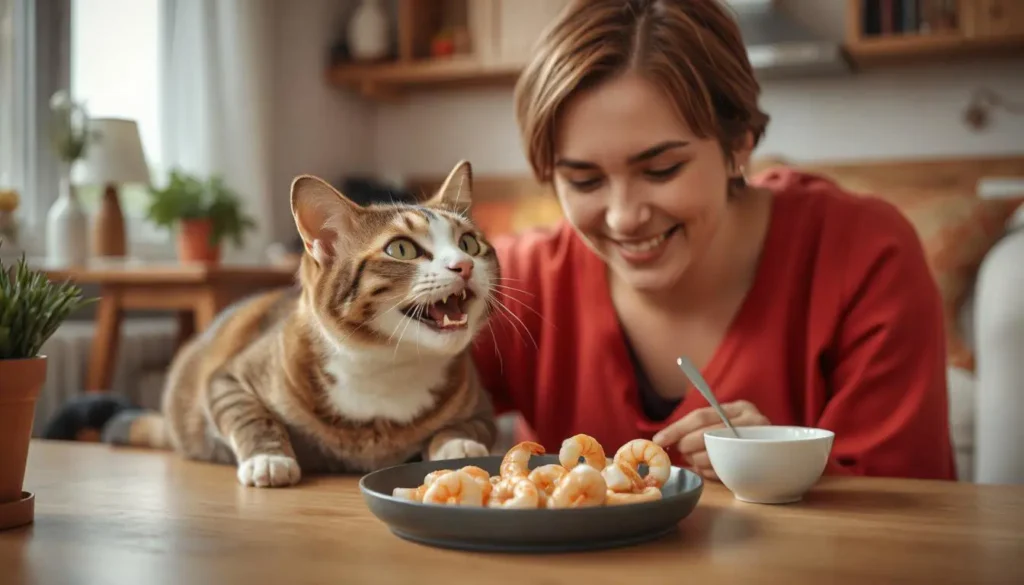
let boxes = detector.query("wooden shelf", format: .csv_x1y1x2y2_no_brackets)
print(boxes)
846,31,1024,67
326,0,569,99
844,0,1024,68
327,56,523,99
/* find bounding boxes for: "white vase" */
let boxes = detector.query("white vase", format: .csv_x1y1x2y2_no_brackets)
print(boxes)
45,170,88,267
348,0,390,61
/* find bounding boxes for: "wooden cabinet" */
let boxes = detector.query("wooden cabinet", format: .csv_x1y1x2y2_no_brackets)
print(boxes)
329,0,570,99
964,0,1024,39
844,0,1024,67
329,1,1024,99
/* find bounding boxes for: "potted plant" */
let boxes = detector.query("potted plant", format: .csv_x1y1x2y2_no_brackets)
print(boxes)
0,245,92,530
145,169,256,264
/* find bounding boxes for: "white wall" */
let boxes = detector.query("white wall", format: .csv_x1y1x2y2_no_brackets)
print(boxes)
372,59,1024,179
269,0,376,242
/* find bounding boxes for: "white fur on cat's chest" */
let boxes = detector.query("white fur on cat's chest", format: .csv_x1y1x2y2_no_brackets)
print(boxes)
321,352,449,424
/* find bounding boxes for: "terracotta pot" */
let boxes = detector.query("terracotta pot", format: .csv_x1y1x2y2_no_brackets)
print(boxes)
0,357,46,504
177,219,221,264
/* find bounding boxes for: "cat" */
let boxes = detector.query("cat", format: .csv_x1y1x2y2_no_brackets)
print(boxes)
73,160,500,488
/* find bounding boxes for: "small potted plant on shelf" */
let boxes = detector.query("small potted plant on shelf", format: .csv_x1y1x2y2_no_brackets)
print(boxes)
145,169,257,264
0,245,92,530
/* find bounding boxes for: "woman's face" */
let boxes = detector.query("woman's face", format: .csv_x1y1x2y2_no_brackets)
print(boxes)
552,72,751,294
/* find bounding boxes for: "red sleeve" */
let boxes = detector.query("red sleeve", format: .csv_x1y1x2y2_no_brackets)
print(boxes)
819,197,957,480
471,231,543,420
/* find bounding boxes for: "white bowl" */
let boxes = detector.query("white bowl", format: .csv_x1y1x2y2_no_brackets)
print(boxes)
704,426,835,504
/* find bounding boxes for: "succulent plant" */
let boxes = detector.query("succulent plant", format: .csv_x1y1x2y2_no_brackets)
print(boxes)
0,243,94,360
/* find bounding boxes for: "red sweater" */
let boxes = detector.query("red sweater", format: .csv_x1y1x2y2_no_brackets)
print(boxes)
472,168,957,480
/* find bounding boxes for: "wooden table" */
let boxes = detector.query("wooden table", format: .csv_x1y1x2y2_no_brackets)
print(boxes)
1,441,1021,584
43,262,297,392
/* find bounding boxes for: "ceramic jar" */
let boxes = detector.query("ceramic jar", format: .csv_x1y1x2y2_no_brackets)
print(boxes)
348,0,390,61
45,169,88,267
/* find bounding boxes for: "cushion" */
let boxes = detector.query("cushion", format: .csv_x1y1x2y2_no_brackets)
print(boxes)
875,190,1024,371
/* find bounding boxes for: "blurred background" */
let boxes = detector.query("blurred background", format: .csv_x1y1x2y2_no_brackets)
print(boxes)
0,0,1022,483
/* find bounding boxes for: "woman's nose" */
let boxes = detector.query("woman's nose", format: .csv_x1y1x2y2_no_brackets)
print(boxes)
604,184,651,236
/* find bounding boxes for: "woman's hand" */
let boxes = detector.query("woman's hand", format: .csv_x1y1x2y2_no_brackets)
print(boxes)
652,400,770,481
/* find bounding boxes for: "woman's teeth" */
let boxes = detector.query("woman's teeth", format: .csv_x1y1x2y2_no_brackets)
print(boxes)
618,230,670,253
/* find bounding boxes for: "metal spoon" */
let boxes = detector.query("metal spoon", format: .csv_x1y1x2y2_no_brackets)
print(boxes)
676,356,741,438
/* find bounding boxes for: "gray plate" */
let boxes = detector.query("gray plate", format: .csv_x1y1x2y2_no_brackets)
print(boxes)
358,454,704,553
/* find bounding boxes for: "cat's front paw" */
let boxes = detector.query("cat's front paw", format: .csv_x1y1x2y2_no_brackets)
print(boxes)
431,438,490,461
237,454,301,488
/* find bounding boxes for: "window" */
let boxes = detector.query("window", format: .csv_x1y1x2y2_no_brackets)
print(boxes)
0,0,27,228
71,0,164,244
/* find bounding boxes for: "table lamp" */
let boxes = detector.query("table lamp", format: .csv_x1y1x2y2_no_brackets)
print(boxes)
72,118,151,259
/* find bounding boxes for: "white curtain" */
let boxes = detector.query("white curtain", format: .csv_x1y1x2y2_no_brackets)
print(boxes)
160,0,274,262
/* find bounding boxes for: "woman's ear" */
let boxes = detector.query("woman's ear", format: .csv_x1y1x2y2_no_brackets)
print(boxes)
730,131,756,178
290,175,363,264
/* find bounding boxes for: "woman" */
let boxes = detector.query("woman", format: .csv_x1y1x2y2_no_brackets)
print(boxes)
472,0,956,481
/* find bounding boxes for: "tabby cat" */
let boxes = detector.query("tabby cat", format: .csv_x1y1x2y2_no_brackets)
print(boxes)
100,160,499,487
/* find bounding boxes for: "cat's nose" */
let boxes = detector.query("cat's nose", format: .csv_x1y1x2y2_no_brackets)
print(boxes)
447,259,473,280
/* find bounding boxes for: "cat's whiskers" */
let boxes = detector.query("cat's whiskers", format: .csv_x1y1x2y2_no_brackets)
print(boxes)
388,289,431,347
490,282,536,298
485,296,538,350
392,297,429,359
485,319,504,374
333,290,410,346
488,287,549,326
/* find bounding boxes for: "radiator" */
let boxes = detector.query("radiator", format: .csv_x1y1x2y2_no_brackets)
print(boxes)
32,318,179,436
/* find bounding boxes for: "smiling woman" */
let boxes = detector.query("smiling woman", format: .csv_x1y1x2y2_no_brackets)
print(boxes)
472,0,957,482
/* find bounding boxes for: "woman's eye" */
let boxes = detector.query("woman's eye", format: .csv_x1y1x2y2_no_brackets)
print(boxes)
567,177,603,192
459,233,481,255
644,162,683,181
384,237,420,260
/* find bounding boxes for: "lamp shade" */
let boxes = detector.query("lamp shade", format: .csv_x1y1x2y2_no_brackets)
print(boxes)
71,118,151,186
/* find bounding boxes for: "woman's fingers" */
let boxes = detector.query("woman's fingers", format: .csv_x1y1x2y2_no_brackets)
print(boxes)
652,400,755,449
676,409,770,456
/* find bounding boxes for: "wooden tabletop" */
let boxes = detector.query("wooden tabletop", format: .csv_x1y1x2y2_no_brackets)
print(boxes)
2,441,1022,585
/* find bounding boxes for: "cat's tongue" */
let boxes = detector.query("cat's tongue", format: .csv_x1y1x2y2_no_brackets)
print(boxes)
428,296,467,328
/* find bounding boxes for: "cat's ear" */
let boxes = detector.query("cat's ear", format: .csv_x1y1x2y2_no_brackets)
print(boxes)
426,159,472,213
290,174,362,264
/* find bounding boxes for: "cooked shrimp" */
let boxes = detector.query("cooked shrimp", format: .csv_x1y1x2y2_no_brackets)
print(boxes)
559,434,607,471
546,464,607,509
499,441,545,479
392,485,426,502
422,470,485,506
459,465,493,501
488,477,541,509
528,464,569,499
614,439,671,488
393,468,452,502
605,486,663,506
423,469,453,487
601,460,645,493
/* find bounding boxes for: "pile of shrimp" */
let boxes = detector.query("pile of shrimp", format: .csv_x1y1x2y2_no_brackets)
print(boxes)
391,435,671,509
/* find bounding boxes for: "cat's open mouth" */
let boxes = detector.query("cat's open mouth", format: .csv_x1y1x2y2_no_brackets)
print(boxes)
400,290,475,332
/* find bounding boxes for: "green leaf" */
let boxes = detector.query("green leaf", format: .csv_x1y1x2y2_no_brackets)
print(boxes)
144,169,256,248
0,242,95,360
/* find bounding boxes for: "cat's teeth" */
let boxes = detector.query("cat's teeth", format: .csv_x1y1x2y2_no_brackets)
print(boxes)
442,314,453,327
460,290,467,301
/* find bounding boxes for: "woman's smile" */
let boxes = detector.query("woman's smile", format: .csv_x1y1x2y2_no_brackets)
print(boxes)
607,224,682,264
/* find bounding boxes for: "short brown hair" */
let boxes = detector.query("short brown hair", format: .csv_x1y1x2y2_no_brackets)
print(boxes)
514,0,770,183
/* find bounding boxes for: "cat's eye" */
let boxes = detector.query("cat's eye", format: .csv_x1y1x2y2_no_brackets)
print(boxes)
459,233,481,256
384,237,421,260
